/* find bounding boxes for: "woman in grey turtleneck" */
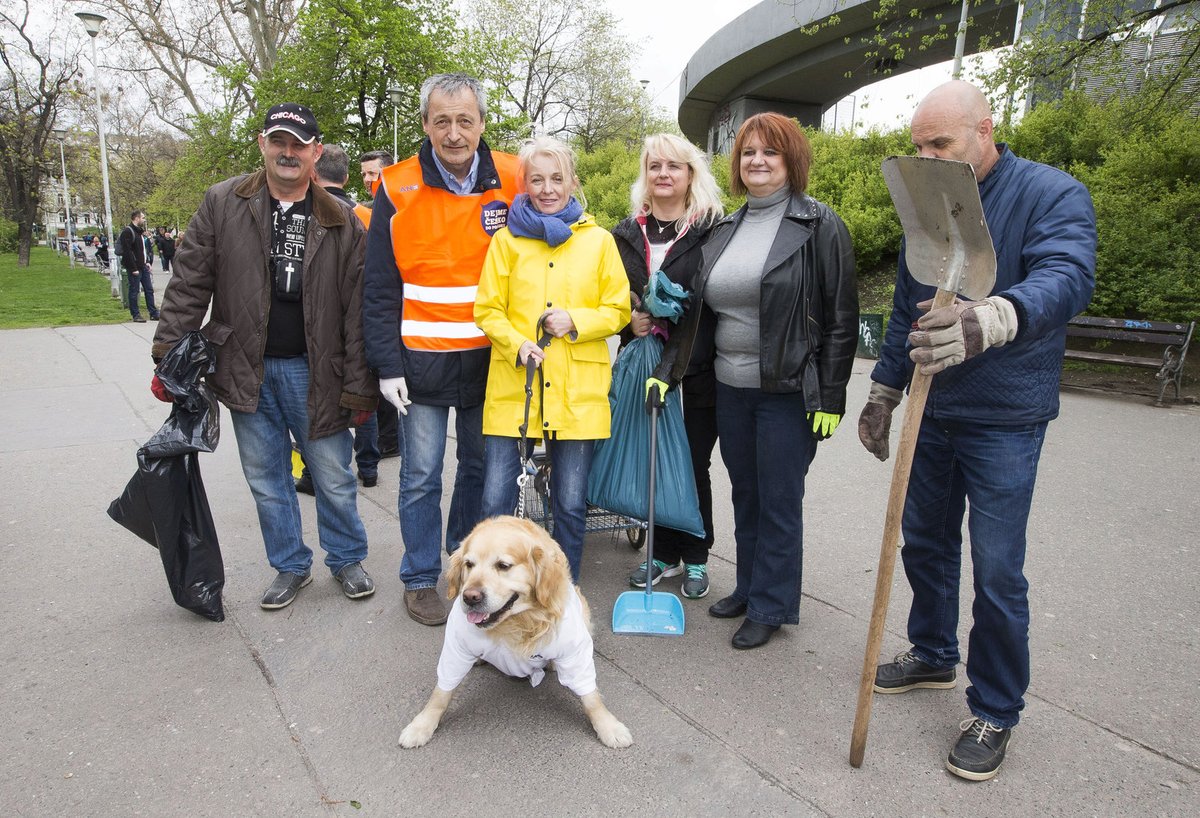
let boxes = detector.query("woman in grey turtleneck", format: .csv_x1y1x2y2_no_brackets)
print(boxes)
651,113,858,649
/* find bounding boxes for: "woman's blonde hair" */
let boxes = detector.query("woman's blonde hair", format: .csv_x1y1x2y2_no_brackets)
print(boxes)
518,136,586,209
629,133,724,227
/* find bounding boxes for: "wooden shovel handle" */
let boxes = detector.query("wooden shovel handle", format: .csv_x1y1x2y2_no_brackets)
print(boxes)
849,286,955,768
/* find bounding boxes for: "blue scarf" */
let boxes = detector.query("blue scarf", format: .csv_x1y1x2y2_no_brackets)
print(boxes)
506,193,584,247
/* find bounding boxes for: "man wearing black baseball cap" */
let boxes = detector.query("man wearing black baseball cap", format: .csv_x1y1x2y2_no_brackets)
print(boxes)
151,101,379,610
262,102,321,144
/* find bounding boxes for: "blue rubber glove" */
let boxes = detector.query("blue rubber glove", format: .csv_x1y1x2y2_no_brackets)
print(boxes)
644,377,668,414
808,411,842,441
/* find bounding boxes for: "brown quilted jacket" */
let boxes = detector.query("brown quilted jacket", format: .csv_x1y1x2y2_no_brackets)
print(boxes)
152,170,377,441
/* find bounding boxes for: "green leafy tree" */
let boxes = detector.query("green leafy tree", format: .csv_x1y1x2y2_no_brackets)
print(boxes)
252,0,465,196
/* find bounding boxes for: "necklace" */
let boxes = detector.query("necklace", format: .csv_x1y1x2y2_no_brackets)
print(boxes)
648,213,675,235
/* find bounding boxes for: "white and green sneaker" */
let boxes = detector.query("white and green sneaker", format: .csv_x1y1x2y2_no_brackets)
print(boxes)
681,563,710,599
628,559,683,588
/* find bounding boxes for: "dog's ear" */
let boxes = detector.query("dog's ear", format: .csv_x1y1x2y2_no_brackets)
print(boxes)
529,524,570,611
447,538,469,600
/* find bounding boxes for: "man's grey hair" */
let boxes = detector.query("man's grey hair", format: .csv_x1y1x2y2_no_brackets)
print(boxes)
419,74,487,123
314,144,350,186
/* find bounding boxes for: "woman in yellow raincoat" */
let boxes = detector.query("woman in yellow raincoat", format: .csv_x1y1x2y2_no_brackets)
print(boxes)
474,137,631,581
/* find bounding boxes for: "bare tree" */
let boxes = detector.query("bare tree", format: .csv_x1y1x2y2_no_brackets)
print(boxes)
70,0,302,131
0,0,80,265
467,0,642,146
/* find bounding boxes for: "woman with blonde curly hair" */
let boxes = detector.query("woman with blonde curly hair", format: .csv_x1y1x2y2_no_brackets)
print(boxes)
611,133,724,600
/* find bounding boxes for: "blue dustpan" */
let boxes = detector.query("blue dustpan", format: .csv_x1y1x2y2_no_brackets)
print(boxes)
612,396,685,636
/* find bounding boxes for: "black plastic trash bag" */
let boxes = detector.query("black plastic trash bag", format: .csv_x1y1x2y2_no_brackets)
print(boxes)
587,334,705,538
107,331,225,621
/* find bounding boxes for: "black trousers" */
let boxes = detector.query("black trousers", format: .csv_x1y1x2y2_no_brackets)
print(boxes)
654,380,717,566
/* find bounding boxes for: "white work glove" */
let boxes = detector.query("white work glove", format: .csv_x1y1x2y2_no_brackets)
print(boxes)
857,382,903,462
379,376,411,415
908,296,1019,375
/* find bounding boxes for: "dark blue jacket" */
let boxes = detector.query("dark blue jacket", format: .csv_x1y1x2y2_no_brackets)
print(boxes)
871,146,1096,424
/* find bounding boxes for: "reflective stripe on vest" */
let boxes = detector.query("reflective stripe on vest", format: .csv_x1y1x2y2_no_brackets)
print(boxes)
381,151,520,352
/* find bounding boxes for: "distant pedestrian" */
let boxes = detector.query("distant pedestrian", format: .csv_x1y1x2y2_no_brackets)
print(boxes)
154,227,176,272
117,209,158,323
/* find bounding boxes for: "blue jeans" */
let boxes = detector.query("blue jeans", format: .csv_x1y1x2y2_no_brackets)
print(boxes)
127,266,158,318
901,417,1047,729
353,412,380,478
228,356,368,576
482,435,595,582
715,384,816,626
398,401,485,589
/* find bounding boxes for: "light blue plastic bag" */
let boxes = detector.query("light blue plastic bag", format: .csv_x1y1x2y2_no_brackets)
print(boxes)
587,334,705,538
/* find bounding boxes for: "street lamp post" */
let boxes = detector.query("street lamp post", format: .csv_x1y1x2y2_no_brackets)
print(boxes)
75,11,120,299
388,85,404,161
52,128,74,268
639,79,650,138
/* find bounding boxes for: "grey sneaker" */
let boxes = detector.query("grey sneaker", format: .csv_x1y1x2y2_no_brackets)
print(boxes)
404,587,448,626
874,649,957,693
681,563,710,599
628,559,683,588
945,718,1012,781
334,562,375,599
260,571,312,609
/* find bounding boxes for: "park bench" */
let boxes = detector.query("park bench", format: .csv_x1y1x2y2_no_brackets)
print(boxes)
1064,315,1195,406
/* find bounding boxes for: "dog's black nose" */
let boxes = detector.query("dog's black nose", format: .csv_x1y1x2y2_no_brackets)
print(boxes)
462,588,484,606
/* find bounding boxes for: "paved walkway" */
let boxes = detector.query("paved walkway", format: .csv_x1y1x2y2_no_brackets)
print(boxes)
1,317,1197,816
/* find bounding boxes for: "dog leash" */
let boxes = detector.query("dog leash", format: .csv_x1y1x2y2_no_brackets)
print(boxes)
516,316,553,519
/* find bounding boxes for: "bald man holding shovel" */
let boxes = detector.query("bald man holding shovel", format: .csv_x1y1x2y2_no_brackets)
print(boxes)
857,81,1096,781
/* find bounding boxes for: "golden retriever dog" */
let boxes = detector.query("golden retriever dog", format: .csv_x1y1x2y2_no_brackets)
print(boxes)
398,516,632,749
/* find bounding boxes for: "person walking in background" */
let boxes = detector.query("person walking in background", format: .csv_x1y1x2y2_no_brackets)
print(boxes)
357,149,401,460
155,227,176,272
362,74,520,626
858,80,1096,781
474,137,631,582
612,133,724,600
152,102,377,610
294,143,383,491
655,113,858,650
117,209,159,323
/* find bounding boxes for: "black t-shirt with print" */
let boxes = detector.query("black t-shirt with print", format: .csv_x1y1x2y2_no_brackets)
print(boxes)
264,192,311,358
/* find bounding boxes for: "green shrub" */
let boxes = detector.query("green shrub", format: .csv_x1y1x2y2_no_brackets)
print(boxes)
0,217,17,254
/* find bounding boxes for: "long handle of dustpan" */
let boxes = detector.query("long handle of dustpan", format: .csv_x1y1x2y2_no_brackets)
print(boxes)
644,399,659,597
849,287,954,768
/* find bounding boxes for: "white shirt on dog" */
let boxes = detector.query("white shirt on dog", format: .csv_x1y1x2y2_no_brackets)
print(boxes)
436,586,597,697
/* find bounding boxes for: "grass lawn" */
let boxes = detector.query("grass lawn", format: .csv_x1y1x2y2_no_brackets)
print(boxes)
0,246,130,329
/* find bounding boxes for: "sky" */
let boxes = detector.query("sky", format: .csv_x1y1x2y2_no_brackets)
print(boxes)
606,0,972,132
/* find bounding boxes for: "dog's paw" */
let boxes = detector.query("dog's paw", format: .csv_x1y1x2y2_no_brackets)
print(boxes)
596,718,633,749
398,719,435,748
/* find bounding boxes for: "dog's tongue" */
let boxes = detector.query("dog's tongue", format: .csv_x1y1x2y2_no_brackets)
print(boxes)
466,610,489,625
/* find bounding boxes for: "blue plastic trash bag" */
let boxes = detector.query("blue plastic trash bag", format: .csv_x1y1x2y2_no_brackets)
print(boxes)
587,334,705,538
641,269,689,322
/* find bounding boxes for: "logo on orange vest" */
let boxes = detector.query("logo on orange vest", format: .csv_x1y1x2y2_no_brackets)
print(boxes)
480,200,509,236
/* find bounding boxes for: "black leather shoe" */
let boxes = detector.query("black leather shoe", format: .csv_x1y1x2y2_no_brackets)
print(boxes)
708,595,747,619
359,472,378,487
295,471,314,496
334,562,375,599
945,718,1012,781
732,619,779,649
260,572,312,609
874,649,957,694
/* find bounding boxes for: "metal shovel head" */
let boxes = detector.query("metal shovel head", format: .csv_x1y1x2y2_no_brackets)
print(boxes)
881,156,997,300
612,589,685,636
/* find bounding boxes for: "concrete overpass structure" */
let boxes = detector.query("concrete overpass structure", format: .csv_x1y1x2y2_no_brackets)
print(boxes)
679,0,1020,152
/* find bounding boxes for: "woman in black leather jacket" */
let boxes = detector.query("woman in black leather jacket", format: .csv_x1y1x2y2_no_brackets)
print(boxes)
651,113,858,649
611,133,725,601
